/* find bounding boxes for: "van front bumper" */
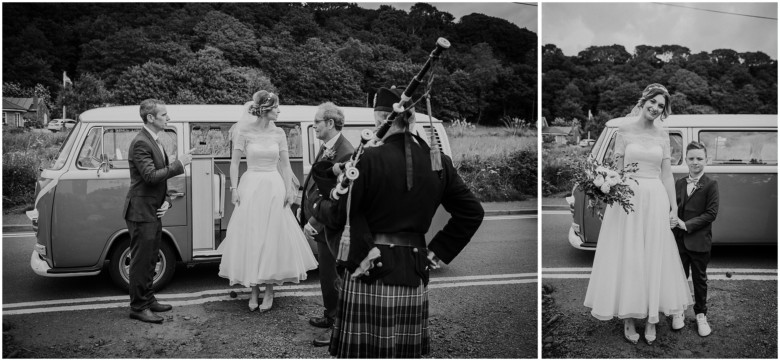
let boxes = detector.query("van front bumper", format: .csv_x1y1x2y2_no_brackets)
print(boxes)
568,225,595,251
30,251,101,277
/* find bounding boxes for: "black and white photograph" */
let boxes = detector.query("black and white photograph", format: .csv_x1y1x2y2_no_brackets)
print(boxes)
2,2,538,358
541,2,778,359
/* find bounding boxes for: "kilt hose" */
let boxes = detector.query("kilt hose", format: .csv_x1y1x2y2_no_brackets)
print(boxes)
329,269,430,358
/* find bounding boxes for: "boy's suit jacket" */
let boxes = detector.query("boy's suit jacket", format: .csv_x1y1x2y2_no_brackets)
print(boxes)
674,174,719,253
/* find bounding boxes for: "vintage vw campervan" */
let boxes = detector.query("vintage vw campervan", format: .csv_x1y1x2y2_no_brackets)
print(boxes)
27,104,451,290
567,114,777,249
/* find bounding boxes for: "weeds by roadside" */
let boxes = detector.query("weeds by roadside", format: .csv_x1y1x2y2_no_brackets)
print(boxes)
542,143,590,197
446,125,537,201
3,130,67,210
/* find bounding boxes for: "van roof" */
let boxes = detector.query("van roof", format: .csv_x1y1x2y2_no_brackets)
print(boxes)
79,104,442,124
605,114,777,128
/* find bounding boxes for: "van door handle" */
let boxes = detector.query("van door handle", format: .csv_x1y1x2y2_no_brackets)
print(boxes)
167,191,185,198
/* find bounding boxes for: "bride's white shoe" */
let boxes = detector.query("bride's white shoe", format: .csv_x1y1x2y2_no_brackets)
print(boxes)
248,287,260,311
259,288,274,312
624,319,639,345
645,322,657,345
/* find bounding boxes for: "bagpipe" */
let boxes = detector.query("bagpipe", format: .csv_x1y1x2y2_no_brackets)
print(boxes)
327,37,451,201
323,37,451,263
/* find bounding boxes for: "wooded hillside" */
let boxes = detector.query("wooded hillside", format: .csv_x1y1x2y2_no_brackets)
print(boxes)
3,3,537,125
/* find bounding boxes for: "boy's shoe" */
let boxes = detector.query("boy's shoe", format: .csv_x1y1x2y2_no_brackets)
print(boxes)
696,313,711,337
672,313,685,330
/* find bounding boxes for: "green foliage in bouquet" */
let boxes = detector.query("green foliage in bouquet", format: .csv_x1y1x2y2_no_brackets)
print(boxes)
571,156,639,219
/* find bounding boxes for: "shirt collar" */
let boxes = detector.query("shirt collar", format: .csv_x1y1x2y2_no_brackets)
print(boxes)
143,124,159,141
323,132,341,150
688,172,705,182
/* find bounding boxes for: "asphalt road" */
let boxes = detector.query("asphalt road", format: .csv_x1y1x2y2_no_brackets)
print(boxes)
3,215,537,358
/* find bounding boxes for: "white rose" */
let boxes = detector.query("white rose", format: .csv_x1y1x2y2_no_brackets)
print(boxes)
606,173,620,186
593,174,605,187
600,183,611,194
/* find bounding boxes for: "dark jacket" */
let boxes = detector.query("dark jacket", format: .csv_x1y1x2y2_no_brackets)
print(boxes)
674,174,719,253
123,127,184,222
300,133,355,245
339,132,484,287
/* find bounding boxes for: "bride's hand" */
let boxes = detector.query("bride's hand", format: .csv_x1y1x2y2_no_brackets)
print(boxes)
231,191,240,206
284,190,296,207
668,210,678,227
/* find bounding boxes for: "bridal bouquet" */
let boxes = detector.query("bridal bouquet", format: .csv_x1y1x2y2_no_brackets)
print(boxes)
572,156,638,219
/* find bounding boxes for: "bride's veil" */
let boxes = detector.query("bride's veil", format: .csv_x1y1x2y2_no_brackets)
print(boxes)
229,101,256,143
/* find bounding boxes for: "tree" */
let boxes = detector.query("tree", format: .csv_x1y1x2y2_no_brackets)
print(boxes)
464,43,503,124
113,47,276,105
56,73,111,118
193,11,259,67
669,69,710,105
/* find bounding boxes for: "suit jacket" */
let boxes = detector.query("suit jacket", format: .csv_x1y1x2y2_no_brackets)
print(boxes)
123,127,185,222
299,133,355,245
340,132,484,287
674,174,719,253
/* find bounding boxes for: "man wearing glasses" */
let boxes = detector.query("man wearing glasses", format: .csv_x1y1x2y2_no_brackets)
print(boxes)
299,102,355,346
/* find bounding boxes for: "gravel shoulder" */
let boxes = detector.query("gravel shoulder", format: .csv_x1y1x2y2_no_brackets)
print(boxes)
542,279,777,359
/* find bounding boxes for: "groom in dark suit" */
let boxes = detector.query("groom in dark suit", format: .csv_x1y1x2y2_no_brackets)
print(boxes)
124,99,194,323
672,141,719,337
299,102,355,346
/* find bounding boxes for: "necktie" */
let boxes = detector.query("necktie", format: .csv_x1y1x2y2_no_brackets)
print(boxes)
156,138,168,165
316,144,326,162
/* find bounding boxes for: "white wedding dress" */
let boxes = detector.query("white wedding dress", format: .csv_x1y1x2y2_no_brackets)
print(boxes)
584,130,693,323
217,128,317,286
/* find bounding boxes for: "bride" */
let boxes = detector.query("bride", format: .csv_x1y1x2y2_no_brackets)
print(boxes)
217,90,317,312
583,83,692,345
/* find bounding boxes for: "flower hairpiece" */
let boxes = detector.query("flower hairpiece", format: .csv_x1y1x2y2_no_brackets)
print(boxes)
248,92,278,116
645,83,668,93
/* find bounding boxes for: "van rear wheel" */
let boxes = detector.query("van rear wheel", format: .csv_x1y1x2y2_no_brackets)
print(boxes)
108,238,176,292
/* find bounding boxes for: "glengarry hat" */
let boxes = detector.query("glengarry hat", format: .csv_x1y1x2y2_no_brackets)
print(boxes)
373,87,405,112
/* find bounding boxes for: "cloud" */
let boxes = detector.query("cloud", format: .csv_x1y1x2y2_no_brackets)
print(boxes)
542,2,777,57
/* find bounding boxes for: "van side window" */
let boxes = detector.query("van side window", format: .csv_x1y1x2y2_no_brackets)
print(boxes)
668,132,683,165
276,123,302,158
699,131,777,165
191,123,233,158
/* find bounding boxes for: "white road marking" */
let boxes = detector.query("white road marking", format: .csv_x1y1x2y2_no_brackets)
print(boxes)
484,215,536,221
542,267,777,274
3,273,537,316
542,210,571,215
542,267,777,280
3,232,35,238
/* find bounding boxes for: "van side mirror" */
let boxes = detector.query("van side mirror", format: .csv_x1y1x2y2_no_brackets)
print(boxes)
97,154,110,174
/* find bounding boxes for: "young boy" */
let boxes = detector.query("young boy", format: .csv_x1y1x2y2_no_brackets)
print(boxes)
672,141,719,336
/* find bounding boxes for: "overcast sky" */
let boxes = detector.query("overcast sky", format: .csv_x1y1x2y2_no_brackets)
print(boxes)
543,2,777,58
356,2,538,32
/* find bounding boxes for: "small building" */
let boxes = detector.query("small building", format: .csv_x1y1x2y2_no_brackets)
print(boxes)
3,99,28,128
3,97,50,129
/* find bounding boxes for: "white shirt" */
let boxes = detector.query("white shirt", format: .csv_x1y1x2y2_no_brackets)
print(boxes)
144,124,166,156
323,131,342,150
686,172,704,196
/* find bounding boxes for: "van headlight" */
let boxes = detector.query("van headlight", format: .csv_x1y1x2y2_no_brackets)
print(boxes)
34,244,46,257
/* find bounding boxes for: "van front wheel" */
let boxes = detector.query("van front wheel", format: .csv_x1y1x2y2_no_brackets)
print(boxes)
108,238,176,292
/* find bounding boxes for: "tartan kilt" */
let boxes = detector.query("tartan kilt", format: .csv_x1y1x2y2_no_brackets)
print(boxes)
329,269,430,358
